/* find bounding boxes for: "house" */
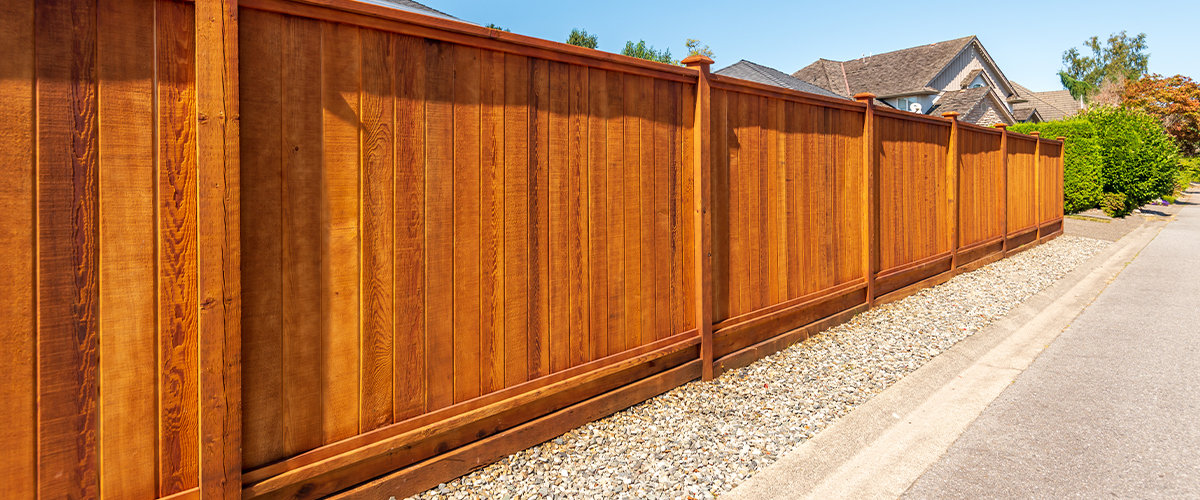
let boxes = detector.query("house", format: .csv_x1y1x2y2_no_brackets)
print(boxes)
792,36,1078,126
1011,81,1086,121
714,59,850,101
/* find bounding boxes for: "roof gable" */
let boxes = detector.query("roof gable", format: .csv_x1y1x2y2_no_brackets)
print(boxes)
715,60,849,100
793,36,974,98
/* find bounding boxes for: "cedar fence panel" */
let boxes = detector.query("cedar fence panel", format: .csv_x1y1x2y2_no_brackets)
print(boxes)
0,0,1064,497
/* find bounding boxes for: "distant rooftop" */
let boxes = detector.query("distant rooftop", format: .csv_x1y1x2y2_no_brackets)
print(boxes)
357,0,458,21
715,59,849,100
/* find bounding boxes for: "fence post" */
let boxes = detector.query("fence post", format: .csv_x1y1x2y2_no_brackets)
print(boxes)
943,112,960,270
1031,131,1041,239
994,123,1009,253
682,55,715,381
195,0,242,497
854,93,878,306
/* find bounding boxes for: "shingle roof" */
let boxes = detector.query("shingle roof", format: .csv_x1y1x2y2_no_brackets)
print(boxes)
930,86,991,116
362,0,457,20
714,60,850,100
793,36,976,98
1010,81,1084,121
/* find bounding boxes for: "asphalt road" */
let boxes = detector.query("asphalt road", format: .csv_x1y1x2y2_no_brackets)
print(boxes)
904,193,1200,499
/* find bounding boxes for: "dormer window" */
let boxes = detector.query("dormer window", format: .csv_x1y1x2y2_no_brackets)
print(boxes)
896,97,922,114
968,81,985,89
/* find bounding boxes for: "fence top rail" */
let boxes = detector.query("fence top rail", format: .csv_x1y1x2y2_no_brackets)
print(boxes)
1007,131,1040,144
957,120,1004,136
873,105,953,128
708,73,868,113
239,0,702,84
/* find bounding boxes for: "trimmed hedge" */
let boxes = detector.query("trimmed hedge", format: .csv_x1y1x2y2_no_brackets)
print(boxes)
1010,119,1103,214
1084,106,1181,215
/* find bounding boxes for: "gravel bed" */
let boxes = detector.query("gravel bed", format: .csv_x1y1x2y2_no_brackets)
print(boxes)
412,236,1110,500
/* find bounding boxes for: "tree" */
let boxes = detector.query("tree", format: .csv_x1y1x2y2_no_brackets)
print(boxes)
1123,74,1200,155
685,38,714,60
484,23,510,32
1059,31,1149,100
621,40,674,64
566,28,598,49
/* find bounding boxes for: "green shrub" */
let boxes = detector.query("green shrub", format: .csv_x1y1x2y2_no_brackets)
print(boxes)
1084,106,1181,208
1101,192,1128,217
1181,157,1200,185
1010,119,1103,213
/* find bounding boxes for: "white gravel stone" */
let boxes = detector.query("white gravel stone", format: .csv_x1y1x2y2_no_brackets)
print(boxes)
411,236,1109,500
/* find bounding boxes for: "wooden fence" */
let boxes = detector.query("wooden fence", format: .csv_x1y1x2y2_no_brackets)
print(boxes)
0,0,1064,498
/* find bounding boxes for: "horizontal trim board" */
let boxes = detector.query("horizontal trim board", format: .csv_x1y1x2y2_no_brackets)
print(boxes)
874,269,956,307
243,339,699,499
328,360,703,499
713,279,867,332
709,76,869,112
955,240,1003,267
713,287,868,359
875,254,953,297
714,304,869,376
242,329,697,484
237,0,699,83
873,106,953,127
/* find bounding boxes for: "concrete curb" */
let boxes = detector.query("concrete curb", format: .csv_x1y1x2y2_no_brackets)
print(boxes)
723,223,1168,500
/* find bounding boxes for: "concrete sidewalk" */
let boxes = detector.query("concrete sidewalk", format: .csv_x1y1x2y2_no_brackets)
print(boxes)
725,190,1200,500
904,195,1200,498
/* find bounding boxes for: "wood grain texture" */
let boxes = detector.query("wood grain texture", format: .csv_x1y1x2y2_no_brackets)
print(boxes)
195,0,243,494
360,27,395,431
97,0,157,495
35,0,100,496
320,19,362,443
529,58,552,379
394,33,427,421
157,1,200,492
424,38,455,411
547,61,570,373
503,52,531,386
604,69,625,355
567,63,590,367
0,0,36,496
588,67,609,358
480,48,506,394
453,43,482,403
239,8,286,469
281,14,325,455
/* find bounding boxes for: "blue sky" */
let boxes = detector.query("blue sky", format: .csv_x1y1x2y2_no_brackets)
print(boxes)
427,0,1197,92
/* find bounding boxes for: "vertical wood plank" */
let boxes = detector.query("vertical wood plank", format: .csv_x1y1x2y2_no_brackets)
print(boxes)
0,0,37,495
567,63,589,367
652,79,671,339
360,28,395,430
238,8,285,468
547,61,570,372
711,89,730,321
605,70,625,354
503,52,530,385
727,92,746,314
453,44,482,403
637,76,656,343
622,74,643,349
97,0,157,495
424,39,455,410
156,1,199,493
668,83,684,335
480,49,506,393
281,15,325,454
766,98,784,304
681,82,696,333
529,58,551,378
195,0,242,493
588,67,609,357
320,19,362,443
394,34,427,420
35,0,101,494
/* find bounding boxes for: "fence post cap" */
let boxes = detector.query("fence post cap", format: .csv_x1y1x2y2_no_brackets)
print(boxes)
1056,136,1067,141
992,123,1008,129
941,111,960,120
681,55,714,68
852,92,876,102
1029,131,1040,136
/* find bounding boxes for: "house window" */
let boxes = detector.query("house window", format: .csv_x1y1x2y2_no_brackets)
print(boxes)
896,97,912,111
968,81,985,89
